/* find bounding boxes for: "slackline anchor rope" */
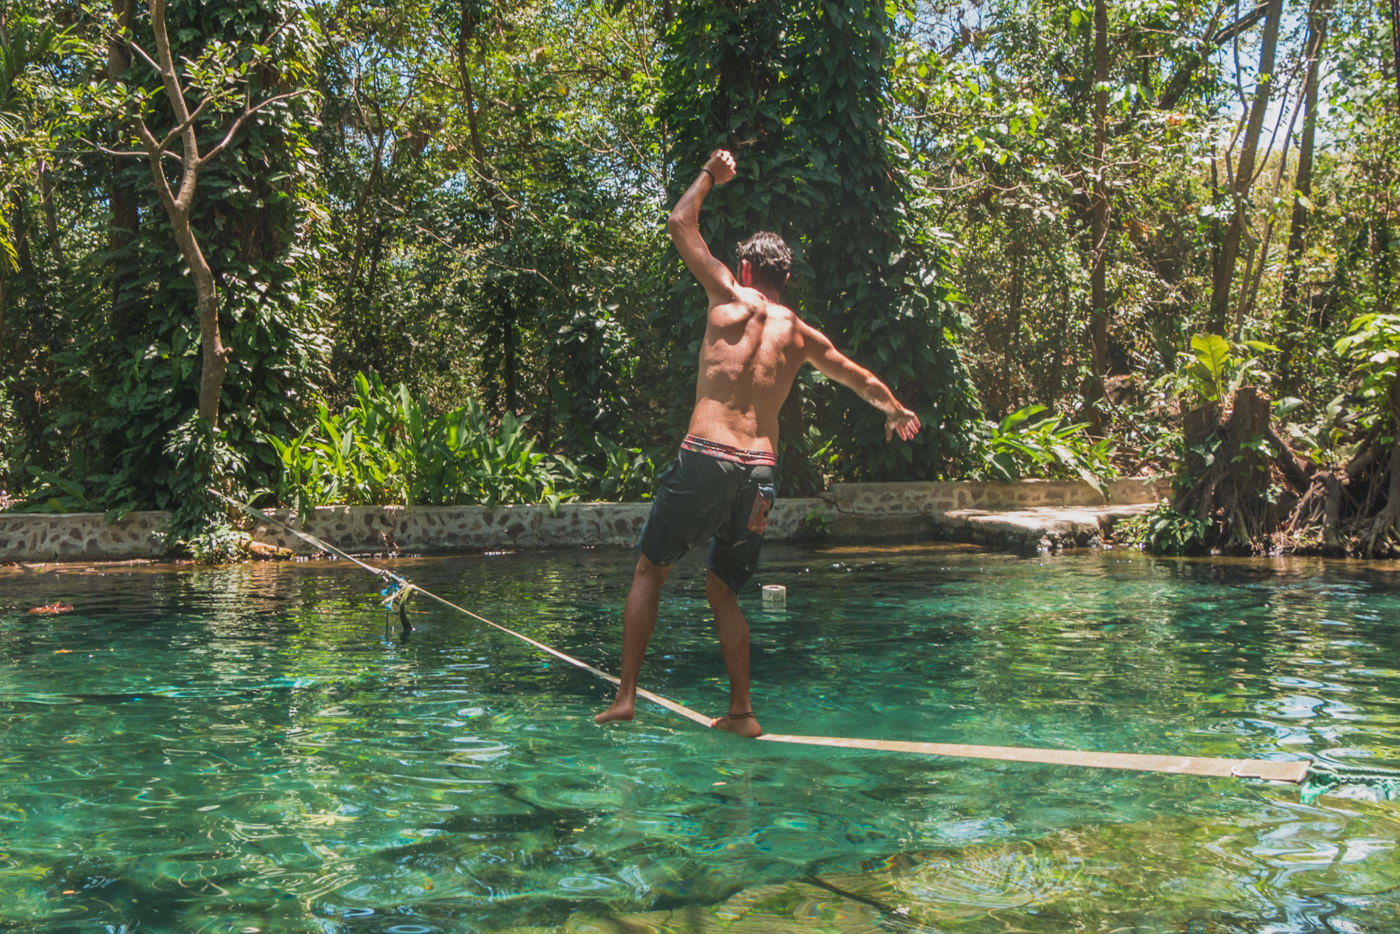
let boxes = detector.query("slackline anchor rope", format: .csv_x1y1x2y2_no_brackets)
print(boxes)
1301,761,1400,803
207,490,1368,789
383,578,412,639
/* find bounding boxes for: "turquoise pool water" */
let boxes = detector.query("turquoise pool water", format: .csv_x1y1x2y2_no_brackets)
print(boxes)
2,545,1398,932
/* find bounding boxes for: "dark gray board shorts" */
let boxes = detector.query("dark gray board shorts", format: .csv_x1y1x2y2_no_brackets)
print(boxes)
637,438,776,592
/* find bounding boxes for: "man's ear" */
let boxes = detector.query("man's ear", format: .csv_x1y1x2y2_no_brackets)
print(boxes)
738,259,753,287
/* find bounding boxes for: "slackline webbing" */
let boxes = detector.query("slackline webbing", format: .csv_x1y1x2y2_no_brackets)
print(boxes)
213,491,1316,784
211,490,709,728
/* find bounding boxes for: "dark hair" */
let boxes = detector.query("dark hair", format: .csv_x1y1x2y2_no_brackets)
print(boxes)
735,231,791,291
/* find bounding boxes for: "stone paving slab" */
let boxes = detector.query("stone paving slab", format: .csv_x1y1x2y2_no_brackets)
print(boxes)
934,502,1161,555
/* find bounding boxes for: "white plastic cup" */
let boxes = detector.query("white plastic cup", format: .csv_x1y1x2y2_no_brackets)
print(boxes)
761,584,787,608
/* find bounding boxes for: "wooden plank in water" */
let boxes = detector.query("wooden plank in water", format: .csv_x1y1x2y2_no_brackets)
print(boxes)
758,733,1311,783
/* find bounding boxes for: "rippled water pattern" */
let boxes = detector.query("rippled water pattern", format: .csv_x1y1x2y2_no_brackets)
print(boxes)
2,547,1398,932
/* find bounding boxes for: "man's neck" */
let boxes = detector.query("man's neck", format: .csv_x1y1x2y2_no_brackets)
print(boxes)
752,283,783,305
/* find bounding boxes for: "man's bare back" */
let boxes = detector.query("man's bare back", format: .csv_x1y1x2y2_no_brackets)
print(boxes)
687,287,806,454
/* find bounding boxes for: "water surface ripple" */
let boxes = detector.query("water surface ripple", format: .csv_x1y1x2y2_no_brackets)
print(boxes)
1,547,1398,932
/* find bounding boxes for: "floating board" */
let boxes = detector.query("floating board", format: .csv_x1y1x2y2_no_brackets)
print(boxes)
758,733,1311,783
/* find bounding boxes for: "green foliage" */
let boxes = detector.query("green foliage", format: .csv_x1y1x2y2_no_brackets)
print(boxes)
0,380,15,491
585,440,659,504
175,521,246,565
1334,313,1400,432
8,469,101,515
265,372,586,513
897,0,1218,419
1272,395,1335,465
970,404,1118,496
312,0,664,455
0,12,76,268
1117,504,1210,556
5,0,330,517
789,504,834,543
1172,334,1278,405
164,417,245,561
4,0,1398,563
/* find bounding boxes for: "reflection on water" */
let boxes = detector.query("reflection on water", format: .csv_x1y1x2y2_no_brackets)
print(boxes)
1,547,1398,932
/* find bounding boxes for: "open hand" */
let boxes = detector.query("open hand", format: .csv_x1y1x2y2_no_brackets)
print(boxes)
704,149,737,185
885,407,921,442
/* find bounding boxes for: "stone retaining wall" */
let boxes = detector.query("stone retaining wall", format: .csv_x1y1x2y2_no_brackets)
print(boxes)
0,510,171,562
0,478,1167,562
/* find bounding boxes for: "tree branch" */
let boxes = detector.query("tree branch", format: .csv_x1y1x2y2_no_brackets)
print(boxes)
157,94,218,153
133,116,179,213
91,140,183,164
1214,1,1270,46
1157,1,1270,110
124,36,159,72
196,90,308,168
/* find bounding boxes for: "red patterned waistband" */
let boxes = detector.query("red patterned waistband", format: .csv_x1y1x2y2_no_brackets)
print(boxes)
680,434,778,467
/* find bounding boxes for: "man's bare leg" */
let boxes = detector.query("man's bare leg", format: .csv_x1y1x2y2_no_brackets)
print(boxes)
705,570,761,737
595,556,672,724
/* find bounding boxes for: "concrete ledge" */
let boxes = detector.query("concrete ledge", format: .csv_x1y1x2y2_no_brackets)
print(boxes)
0,479,1167,562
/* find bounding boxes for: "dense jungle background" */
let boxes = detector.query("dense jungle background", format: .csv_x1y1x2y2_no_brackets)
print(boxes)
2,0,1398,557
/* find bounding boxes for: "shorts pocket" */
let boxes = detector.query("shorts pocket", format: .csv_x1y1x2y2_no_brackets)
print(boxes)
746,484,775,534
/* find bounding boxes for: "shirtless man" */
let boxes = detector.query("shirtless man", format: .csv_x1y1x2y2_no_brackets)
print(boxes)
594,149,921,738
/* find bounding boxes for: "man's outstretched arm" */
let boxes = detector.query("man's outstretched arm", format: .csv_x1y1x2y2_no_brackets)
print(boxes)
668,149,739,304
802,323,921,441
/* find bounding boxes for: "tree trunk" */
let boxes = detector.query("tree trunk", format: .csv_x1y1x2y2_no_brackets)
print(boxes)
13,195,33,276
340,125,387,314
141,0,232,427
0,195,16,356
1208,0,1283,333
165,204,229,425
1178,387,1279,552
1391,0,1399,106
503,318,517,414
1240,87,1299,327
36,163,64,268
1280,0,1329,384
1086,0,1110,424
456,0,493,186
456,0,521,416
0,259,8,363
1006,233,1023,408
106,0,140,325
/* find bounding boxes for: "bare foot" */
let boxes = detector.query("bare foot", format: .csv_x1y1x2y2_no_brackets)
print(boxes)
594,699,635,725
710,711,761,738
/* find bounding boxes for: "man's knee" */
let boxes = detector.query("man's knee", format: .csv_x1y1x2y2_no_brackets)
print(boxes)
634,555,673,587
705,568,737,606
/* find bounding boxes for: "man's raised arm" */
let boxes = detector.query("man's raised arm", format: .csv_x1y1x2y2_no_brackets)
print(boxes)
668,149,740,303
801,322,922,442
